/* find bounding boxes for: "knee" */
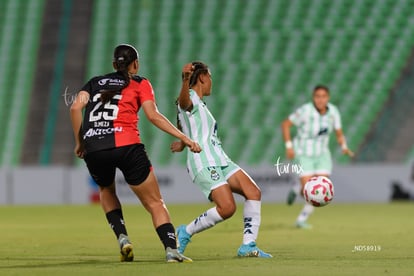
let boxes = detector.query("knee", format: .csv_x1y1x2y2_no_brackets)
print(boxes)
217,203,236,219
245,185,261,201
99,185,116,196
252,187,261,200
142,198,166,213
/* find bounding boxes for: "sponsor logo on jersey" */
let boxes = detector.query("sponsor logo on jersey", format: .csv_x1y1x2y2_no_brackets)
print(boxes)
98,78,126,86
317,127,328,136
83,127,123,138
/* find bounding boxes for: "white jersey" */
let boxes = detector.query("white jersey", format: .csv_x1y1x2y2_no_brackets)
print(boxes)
177,90,229,180
289,102,342,156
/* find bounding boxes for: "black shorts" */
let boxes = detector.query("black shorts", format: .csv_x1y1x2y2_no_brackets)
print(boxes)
84,144,152,187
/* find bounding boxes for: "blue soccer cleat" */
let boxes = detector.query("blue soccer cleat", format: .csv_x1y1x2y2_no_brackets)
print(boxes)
237,242,273,258
176,225,192,254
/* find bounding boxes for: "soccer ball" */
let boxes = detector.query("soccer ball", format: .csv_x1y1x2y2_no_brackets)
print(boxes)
303,176,334,207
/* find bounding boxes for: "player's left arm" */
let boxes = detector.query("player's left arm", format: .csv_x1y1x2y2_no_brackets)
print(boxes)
335,129,354,157
333,107,354,157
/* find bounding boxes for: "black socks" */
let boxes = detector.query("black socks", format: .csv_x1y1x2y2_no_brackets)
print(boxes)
156,223,177,249
106,210,177,250
105,209,127,239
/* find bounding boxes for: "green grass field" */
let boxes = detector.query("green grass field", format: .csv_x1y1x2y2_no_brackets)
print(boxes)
0,202,413,275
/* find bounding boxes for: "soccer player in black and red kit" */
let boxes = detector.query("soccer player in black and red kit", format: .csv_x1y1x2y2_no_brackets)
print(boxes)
70,44,200,263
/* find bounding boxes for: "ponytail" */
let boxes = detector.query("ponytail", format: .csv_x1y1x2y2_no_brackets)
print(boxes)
100,44,139,103
188,61,209,88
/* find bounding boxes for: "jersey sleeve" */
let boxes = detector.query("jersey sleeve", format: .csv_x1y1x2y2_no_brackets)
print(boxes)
80,78,93,93
189,90,201,114
178,90,200,114
288,105,304,126
332,106,342,130
138,79,156,104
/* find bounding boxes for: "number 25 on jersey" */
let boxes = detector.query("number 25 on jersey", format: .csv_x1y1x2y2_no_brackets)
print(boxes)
89,93,122,122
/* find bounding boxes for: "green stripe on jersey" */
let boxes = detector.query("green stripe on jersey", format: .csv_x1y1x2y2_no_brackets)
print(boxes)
289,102,342,157
178,90,228,179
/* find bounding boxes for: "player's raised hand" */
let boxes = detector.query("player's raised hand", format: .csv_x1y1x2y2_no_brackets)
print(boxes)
182,63,194,81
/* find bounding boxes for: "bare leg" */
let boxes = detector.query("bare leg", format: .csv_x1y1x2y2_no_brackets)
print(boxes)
299,175,314,197
128,170,171,228
99,182,133,261
227,169,261,200
129,170,187,256
210,184,237,219
99,181,121,212
226,169,272,257
176,184,234,255
227,169,262,244
296,174,330,228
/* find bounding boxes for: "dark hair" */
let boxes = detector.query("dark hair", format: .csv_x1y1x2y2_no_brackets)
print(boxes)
313,84,330,95
100,44,139,103
181,61,209,88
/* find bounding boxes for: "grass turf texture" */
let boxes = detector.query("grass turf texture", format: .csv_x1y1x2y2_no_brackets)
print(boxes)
0,203,412,275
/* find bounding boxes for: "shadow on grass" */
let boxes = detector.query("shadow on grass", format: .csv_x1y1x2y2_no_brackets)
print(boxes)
0,255,242,269
0,256,172,269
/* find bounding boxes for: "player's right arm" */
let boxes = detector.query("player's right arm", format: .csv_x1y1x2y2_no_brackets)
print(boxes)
142,100,201,153
171,63,194,152
178,63,194,111
70,90,90,158
281,118,295,159
170,118,185,152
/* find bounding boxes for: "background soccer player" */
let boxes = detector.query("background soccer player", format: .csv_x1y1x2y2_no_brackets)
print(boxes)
70,44,200,262
171,62,272,258
281,85,354,229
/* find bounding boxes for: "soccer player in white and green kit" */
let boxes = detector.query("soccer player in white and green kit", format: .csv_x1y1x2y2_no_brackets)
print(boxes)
281,85,354,229
170,62,272,258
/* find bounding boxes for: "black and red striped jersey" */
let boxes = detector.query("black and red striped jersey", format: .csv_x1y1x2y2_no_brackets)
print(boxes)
80,72,155,153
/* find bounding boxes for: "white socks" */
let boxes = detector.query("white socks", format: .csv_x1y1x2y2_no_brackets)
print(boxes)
242,200,261,245
185,207,224,235
296,202,314,223
184,200,262,245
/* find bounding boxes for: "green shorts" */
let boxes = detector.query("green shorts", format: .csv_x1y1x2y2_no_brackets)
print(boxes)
193,160,240,200
295,152,332,177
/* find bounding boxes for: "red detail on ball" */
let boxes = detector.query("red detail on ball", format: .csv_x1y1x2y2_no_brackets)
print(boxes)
311,184,327,195
322,177,334,196
324,196,332,202
310,200,320,207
